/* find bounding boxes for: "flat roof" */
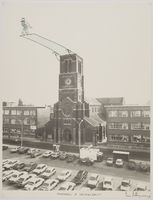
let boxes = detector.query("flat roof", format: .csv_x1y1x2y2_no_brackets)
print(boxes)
105,105,150,108
113,151,130,155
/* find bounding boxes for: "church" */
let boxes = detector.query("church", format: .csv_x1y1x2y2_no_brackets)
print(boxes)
53,53,106,146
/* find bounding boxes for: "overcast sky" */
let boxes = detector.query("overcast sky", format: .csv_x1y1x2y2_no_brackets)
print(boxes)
0,0,151,106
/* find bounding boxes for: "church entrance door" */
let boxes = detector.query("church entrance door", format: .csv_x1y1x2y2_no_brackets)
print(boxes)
63,129,72,143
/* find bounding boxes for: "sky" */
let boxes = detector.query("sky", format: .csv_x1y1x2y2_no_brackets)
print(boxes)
0,0,151,106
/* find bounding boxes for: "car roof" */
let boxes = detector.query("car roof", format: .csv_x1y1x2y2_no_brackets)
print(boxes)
116,159,123,161
61,169,71,173
104,177,112,182
45,179,58,184
122,179,130,183
90,173,98,178
37,164,46,167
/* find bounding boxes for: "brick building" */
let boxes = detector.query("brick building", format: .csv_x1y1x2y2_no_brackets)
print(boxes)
3,103,51,137
105,105,150,147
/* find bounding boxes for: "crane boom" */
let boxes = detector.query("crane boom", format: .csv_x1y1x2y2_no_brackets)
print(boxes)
20,32,77,60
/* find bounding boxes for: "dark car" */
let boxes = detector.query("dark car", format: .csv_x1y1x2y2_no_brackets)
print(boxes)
66,155,76,163
3,145,8,150
127,161,136,170
72,170,88,185
22,162,37,172
31,149,42,158
12,162,25,170
138,162,148,172
79,158,94,166
59,152,67,160
18,147,29,154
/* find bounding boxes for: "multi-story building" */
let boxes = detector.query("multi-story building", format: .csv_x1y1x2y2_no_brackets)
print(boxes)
3,103,51,137
105,105,150,147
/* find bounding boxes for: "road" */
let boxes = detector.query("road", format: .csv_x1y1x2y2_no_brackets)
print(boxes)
2,145,150,191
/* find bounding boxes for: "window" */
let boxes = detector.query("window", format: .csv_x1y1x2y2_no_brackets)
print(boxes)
118,111,128,117
17,110,22,115
78,61,82,73
3,128,9,133
3,118,9,124
142,110,150,117
24,110,30,115
131,111,141,117
63,119,71,125
11,110,16,115
142,123,150,130
23,118,30,125
30,119,36,125
30,110,36,116
108,123,128,130
131,123,141,130
108,111,117,117
4,109,9,115
11,119,16,124
109,135,129,142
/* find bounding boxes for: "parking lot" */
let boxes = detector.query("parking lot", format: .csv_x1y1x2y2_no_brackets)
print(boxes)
2,145,150,191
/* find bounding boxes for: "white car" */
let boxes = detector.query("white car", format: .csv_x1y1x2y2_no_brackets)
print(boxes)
8,171,28,184
59,182,76,191
57,170,72,181
40,167,56,179
2,170,17,182
87,174,99,188
32,164,47,175
24,178,44,191
102,177,113,190
4,160,19,170
115,159,124,167
16,174,37,187
38,179,59,191
120,179,131,191
10,146,21,153
134,184,147,191
42,151,53,158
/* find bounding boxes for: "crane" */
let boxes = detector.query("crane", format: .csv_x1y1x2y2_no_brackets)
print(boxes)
20,18,77,60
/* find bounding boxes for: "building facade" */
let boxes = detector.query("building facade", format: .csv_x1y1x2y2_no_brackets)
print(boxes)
3,104,51,137
53,54,106,145
105,105,150,147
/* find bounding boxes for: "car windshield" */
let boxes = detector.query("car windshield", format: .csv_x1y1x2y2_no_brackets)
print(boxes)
104,181,111,184
37,167,42,169
12,174,17,178
43,183,49,187
108,158,113,161
19,178,24,181
59,187,65,190
50,181,56,185
45,170,51,173
122,182,129,187
90,176,96,180
28,182,34,185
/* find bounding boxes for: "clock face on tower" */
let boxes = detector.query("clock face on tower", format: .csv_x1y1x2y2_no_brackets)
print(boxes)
65,78,72,86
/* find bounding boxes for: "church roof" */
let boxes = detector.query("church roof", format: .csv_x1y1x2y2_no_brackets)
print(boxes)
96,97,124,106
84,114,106,127
85,97,101,106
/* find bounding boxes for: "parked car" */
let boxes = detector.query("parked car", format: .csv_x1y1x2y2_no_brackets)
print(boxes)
16,174,37,188
24,178,44,190
115,159,124,167
42,151,53,158
22,162,37,172
58,182,76,191
40,167,56,179
120,179,131,191
72,170,88,185
127,161,136,170
59,152,67,160
134,184,147,191
2,170,17,182
3,159,11,167
66,154,76,163
51,151,60,159
10,146,21,153
8,171,28,184
79,158,94,166
38,179,59,191
3,145,8,150
4,160,19,170
102,177,113,190
32,164,47,175
57,170,72,181
18,147,29,154
87,174,99,188
106,158,114,166
138,162,148,172
27,148,36,155
31,149,42,158
12,162,25,170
